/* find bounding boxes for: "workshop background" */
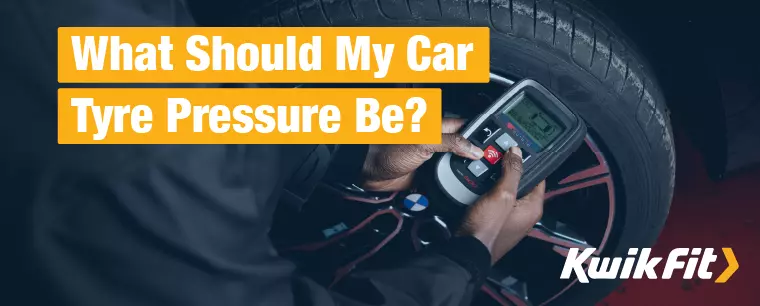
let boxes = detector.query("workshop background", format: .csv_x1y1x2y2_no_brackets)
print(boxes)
599,126,759,305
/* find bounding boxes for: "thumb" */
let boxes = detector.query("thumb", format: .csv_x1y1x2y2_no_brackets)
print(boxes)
422,133,484,160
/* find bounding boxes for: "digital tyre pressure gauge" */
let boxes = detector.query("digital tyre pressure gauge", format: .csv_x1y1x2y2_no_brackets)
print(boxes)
435,79,587,206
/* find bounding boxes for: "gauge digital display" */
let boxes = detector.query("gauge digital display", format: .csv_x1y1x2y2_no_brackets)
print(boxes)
501,93,564,150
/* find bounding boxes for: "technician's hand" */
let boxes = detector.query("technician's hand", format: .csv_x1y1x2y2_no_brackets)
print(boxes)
457,147,546,264
360,118,484,192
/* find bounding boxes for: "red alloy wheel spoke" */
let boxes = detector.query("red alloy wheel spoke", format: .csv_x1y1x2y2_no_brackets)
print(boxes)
481,284,512,306
545,138,612,201
544,165,611,200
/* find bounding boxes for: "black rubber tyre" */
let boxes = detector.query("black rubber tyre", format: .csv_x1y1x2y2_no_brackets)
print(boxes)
245,0,676,304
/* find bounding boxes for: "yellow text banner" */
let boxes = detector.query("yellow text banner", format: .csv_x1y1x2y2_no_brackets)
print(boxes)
58,88,442,144
58,27,490,83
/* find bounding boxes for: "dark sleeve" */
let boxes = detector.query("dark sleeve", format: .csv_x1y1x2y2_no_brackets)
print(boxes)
293,236,492,306
322,145,370,184
333,236,492,306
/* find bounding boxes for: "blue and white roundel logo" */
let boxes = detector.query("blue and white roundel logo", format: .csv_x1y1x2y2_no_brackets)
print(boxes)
403,194,429,212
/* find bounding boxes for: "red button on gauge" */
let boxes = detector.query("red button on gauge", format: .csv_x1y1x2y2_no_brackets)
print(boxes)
483,145,503,165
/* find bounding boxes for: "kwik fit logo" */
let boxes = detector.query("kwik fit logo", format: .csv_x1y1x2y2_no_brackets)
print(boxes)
560,248,739,283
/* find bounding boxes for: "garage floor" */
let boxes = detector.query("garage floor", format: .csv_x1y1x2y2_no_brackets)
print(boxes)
599,128,760,305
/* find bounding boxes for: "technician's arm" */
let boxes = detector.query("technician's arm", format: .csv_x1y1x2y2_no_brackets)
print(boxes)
0,1,496,306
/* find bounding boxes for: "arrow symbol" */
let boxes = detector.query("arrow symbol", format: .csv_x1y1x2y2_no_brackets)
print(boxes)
715,248,738,283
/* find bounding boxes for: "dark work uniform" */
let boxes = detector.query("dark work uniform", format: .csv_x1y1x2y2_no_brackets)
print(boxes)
0,0,491,305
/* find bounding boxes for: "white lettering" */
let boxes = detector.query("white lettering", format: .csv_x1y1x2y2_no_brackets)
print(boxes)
71,36,108,70
587,257,622,280
560,248,595,283
356,98,380,133
632,248,662,279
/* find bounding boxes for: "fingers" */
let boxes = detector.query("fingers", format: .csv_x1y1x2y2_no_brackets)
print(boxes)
421,133,484,160
499,147,524,191
441,118,467,133
491,147,524,200
420,118,481,159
